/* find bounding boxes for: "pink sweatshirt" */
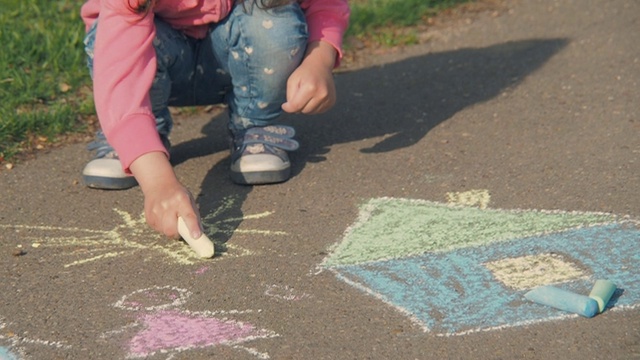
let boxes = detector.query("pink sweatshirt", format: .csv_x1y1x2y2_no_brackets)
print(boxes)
80,0,350,173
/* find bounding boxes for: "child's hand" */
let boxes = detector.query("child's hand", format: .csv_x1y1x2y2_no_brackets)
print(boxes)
282,41,338,115
130,152,202,239
142,178,201,239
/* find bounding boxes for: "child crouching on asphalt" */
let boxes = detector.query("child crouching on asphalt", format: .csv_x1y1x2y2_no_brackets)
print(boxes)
80,0,350,238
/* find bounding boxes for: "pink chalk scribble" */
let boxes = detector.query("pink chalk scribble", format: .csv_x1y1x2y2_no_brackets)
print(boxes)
195,266,210,275
129,310,268,358
107,286,278,359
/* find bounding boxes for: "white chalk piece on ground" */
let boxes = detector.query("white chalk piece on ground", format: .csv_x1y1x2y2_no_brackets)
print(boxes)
588,279,617,313
524,285,598,318
178,217,215,258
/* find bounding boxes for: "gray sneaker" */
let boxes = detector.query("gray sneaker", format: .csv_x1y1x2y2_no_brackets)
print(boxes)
82,131,170,190
82,131,137,189
229,125,299,185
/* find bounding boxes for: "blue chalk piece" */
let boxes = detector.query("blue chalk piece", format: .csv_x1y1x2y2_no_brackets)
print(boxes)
589,279,617,313
524,285,599,318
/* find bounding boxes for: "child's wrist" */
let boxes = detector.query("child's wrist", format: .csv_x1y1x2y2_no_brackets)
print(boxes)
304,40,338,70
130,151,178,193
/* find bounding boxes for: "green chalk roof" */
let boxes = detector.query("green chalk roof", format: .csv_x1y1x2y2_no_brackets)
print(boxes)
324,198,617,267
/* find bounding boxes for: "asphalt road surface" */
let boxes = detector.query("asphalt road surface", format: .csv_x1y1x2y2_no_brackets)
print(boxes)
1,0,638,359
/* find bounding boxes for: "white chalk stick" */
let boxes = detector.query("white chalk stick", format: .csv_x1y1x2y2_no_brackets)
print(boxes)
178,217,214,258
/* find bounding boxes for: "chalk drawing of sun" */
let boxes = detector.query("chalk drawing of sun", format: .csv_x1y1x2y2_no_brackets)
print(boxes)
1,196,287,268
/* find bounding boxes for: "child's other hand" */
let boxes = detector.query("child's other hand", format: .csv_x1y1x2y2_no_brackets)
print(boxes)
130,152,203,239
282,41,338,115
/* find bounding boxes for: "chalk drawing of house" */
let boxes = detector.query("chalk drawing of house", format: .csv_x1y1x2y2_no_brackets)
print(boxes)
323,197,640,335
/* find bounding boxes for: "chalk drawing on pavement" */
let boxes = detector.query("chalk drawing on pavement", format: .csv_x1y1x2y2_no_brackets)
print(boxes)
446,189,490,209
0,317,71,359
321,196,640,336
0,346,18,360
484,253,589,290
0,196,287,268
105,286,278,359
264,285,312,302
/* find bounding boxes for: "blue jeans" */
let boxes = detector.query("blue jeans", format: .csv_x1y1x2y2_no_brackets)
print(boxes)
84,2,308,139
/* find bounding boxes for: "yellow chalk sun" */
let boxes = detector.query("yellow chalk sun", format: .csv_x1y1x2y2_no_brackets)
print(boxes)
1,196,287,267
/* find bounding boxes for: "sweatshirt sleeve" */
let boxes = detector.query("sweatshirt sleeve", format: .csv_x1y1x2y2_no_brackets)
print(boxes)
299,0,350,67
92,0,168,173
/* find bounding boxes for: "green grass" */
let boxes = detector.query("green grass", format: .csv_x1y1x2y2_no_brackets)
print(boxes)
0,0,470,163
346,0,471,46
0,0,92,161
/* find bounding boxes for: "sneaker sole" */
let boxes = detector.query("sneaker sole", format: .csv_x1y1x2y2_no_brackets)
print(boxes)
83,175,138,190
230,168,291,185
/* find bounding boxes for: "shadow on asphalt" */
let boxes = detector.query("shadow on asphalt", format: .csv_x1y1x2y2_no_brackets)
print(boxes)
171,38,568,249
293,38,568,159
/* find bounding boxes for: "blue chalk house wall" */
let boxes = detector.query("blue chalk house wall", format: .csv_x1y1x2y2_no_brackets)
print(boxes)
324,199,640,335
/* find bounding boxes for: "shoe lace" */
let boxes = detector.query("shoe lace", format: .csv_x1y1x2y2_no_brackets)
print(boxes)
87,131,171,159
86,130,117,159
